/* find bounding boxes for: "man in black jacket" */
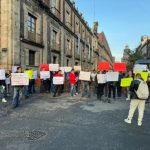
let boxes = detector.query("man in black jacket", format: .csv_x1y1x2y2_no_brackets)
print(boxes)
124,73,148,126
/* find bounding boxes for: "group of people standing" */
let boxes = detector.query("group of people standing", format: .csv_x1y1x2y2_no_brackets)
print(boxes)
0,66,150,127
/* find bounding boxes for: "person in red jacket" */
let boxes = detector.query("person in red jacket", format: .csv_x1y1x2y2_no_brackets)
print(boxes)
69,69,76,96
53,70,63,97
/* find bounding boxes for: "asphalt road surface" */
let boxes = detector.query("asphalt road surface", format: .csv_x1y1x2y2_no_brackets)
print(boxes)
0,94,150,150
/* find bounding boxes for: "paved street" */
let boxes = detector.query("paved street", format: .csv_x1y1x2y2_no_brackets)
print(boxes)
0,94,150,150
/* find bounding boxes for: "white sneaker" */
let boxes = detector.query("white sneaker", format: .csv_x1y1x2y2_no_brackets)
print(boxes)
138,121,142,126
2,98,7,103
126,98,130,101
124,118,131,124
75,93,78,95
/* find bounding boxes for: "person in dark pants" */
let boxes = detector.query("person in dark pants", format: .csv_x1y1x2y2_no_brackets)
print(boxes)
116,72,123,98
108,81,116,103
96,71,105,101
12,67,24,108
53,70,63,97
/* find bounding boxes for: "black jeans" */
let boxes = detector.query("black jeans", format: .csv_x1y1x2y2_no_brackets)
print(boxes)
97,84,105,100
108,84,116,99
53,85,62,96
116,82,122,97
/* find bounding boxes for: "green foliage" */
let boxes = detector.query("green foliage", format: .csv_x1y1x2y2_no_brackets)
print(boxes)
126,49,145,70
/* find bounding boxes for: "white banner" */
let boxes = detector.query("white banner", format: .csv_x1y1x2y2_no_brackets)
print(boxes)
40,71,50,79
11,73,29,86
97,74,107,83
33,71,38,79
49,64,59,71
74,66,81,71
0,69,5,80
79,71,91,81
133,64,147,73
107,72,119,82
60,67,72,73
53,77,64,85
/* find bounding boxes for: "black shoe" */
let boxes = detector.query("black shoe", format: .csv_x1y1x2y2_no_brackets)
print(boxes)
25,96,29,99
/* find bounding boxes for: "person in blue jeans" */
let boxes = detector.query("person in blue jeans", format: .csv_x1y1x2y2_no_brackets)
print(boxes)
12,67,23,108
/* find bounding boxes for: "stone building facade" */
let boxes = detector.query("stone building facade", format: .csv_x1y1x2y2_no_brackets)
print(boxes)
121,45,130,63
0,0,114,71
97,32,114,68
136,36,150,59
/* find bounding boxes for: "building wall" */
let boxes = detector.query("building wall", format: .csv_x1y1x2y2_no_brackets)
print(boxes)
0,0,113,71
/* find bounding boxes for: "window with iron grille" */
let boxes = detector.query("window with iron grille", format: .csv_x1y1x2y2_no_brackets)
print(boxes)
29,50,35,66
52,30,57,43
28,14,36,33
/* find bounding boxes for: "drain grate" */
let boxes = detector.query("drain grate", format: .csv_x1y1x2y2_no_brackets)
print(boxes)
24,130,46,141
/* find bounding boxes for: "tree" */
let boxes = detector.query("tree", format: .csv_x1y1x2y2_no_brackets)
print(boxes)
126,49,145,70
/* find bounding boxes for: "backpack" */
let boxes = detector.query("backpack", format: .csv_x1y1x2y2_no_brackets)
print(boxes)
135,79,149,100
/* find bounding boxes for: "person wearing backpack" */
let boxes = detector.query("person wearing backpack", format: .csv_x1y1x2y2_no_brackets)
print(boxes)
124,73,149,126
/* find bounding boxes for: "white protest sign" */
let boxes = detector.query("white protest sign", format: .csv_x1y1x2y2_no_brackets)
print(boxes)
49,64,59,71
11,73,29,86
74,66,81,71
33,71,38,79
107,72,119,82
79,71,91,81
60,67,72,73
133,64,147,73
12,66,19,73
0,69,5,80
97,74,107,83
53,77,64,85
40,71,50,79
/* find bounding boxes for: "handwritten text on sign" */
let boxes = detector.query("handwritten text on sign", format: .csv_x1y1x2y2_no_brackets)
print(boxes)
79,71,91,81
53,77,64,85
11,73,29,86
107,72,119,82
133,64,147,73
40,71,50,79
121,78,133,87
49,64,59,71
97,74,107,83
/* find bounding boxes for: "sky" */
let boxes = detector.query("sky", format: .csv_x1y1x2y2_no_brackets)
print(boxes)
75,0,150,61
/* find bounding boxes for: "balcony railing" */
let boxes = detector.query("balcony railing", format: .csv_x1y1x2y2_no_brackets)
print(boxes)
28,31,42,45
51,41,60,51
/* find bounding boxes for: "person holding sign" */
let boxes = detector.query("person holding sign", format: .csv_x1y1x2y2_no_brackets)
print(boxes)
12,67,24,108
91,70,97,96
80,70,91,98
5,70,11,96
126,71,133,101
96,71,106,101
53,70,63,97
107,71,117,103
69,69,77,96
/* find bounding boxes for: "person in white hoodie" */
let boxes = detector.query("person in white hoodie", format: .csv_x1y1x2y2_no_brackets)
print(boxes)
0,80,7,103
